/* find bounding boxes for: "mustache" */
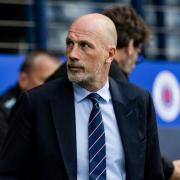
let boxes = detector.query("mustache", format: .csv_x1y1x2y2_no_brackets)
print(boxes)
67,62,84,69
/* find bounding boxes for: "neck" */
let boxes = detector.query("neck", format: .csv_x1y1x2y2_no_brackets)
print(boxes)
114,49,130,73
78,77,108,92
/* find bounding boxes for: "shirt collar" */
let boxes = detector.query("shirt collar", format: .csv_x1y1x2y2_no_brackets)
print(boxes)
73,80,110,103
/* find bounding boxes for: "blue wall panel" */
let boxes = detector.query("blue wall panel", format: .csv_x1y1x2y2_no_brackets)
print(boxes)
129,60,180,160
129,60,180,127
0,54,25,94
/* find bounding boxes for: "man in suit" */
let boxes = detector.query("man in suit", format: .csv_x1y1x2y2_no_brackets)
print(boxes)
0,13,164,179
46,6,180,180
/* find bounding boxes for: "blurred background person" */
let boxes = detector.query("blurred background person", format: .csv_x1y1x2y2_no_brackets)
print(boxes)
0,50,61,150
105,6,149,81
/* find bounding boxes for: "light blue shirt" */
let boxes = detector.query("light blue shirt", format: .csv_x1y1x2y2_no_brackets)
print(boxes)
73,80,126,180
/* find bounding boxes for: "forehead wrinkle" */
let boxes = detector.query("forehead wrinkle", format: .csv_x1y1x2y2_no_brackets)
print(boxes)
69,30,100,41
68,29,107,48
69,29,98,37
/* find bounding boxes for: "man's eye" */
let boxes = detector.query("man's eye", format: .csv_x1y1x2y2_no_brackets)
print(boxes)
81,42,89,48
66,40,74,47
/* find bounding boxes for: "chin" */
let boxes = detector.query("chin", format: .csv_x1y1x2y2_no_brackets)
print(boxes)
68,72,93,85
68,73,83,83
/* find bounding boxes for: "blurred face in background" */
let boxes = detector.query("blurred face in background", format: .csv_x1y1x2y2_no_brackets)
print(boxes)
124,41,142,74
19,54,60,90
115,40,142,75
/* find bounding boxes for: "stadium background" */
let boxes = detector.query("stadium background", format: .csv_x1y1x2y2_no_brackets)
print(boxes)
0,0,179,160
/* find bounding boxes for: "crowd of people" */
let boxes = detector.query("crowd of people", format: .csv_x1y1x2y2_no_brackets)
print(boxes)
0,5,179,180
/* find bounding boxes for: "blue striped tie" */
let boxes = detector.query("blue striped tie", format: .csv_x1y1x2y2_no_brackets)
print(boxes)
88,93,106,180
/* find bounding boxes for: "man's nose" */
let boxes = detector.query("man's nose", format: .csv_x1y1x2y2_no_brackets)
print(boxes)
69,45,79,61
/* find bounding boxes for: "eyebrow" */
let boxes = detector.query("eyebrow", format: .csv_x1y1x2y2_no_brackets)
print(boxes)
66,37,95,48
66,37,73,42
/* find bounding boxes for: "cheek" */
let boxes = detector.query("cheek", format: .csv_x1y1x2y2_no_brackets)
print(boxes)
84,52,101,67
79,48,94,58
87,58,104,74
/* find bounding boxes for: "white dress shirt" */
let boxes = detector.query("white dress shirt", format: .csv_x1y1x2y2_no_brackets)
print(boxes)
73,80,126,180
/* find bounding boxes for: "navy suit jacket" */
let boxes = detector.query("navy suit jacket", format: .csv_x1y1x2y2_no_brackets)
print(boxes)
0,77,164,179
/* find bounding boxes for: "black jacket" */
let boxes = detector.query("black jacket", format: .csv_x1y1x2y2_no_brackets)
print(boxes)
0,77,164,179
0,84,21,150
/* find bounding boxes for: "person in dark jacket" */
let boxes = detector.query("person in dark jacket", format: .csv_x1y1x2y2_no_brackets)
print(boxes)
46,5,180,180
0,50,61,150
0,13,164,180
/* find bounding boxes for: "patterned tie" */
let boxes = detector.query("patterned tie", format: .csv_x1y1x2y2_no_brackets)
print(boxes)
88,93,106,180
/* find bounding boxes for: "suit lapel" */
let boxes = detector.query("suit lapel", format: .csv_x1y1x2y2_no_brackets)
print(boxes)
109,78,145,179
49,81,77,180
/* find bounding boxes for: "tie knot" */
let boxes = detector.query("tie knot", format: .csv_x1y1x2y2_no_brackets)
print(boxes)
87,93,101,104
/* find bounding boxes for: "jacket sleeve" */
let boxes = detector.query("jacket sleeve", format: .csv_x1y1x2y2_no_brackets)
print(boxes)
0,105,8,151
144,92,165,179
161,156,174,180
0,92,34,179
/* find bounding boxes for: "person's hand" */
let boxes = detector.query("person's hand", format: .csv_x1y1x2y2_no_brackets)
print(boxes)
170,160,180,180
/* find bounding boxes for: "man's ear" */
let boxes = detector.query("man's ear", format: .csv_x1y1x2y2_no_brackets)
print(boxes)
18,72,29,91
105,46,116,64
